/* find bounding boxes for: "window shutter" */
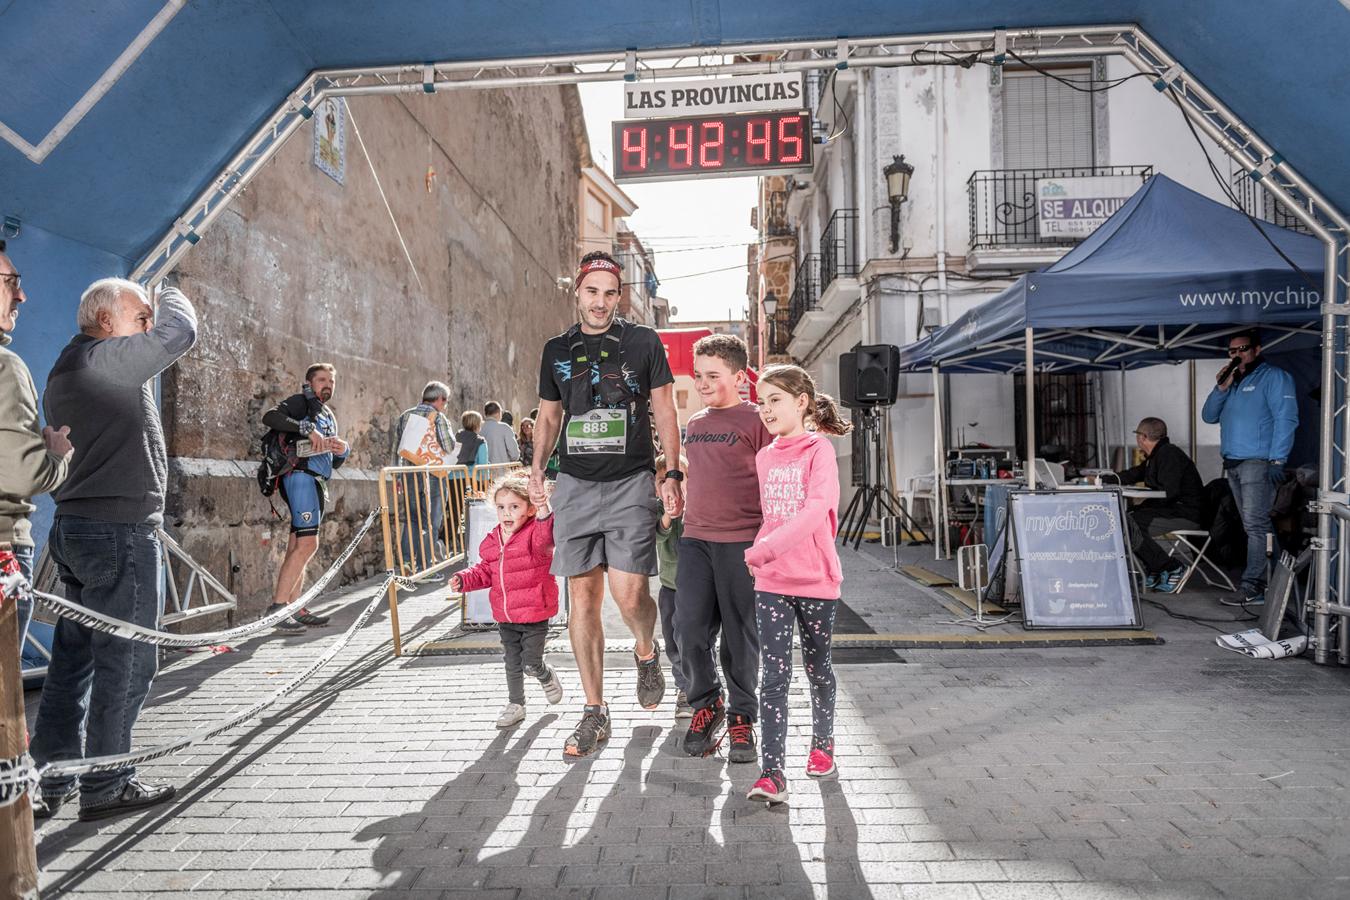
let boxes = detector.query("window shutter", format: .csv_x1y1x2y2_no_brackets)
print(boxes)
1002,69,1094,169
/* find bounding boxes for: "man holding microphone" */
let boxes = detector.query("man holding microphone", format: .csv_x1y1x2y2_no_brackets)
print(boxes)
1201,329,1298,607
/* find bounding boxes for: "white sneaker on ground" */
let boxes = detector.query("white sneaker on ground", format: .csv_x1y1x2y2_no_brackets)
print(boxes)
496,702,526,728
540,667,564,705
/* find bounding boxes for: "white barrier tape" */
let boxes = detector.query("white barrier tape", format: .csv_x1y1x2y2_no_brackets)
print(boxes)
0,753,39,808
0,575,392,790
30,509,382,649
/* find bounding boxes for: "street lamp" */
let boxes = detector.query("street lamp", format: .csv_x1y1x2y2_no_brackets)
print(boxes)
884,154,914,254
762,291,779,356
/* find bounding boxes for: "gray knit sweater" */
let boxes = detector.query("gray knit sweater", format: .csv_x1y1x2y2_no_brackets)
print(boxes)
44,288,198,525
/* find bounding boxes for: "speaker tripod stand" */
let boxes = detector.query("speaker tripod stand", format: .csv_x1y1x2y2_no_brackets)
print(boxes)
838,406,930,550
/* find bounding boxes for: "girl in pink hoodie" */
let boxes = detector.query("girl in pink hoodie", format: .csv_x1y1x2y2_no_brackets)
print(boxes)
743,365,852,804
451,473,564,728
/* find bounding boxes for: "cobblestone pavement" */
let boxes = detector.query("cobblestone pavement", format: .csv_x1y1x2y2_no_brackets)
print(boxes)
25,543,1350,899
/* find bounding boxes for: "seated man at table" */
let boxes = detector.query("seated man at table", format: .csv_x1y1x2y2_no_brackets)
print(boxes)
1113,417,1205,593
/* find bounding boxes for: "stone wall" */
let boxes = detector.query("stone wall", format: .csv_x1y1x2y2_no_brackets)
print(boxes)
162,86,586,622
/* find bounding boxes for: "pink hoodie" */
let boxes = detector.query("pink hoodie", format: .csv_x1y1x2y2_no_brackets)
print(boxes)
744,432,842,599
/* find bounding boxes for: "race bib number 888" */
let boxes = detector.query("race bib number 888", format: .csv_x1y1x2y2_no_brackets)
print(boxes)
565,409,626,454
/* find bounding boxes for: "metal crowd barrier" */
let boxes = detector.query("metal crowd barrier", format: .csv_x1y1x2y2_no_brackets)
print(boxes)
377,461,524,655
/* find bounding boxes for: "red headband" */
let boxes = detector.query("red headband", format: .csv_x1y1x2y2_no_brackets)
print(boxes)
576,258,621,283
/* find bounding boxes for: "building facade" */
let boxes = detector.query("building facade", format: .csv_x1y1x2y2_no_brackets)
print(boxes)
752,58,1299,515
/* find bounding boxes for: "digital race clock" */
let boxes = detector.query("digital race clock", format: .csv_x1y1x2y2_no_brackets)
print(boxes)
611,110,814,183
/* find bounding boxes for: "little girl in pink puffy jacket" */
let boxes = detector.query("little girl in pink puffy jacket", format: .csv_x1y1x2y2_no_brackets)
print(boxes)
452,473,563,728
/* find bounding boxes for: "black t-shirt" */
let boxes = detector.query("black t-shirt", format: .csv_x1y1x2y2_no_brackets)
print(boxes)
538,318,674,482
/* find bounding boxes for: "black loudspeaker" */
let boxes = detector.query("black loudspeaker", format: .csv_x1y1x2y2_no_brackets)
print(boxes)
854,344,900,405
838,351,860,407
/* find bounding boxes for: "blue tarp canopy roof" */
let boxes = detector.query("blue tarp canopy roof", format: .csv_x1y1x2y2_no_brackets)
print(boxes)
898,174,1325,373
1,1,1349,270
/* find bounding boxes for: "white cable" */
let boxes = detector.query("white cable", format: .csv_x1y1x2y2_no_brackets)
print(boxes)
346,102,425,292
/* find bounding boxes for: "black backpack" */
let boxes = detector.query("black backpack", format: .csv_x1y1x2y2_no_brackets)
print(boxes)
256,430,303,497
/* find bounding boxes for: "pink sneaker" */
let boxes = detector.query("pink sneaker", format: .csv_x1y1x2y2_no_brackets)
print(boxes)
746,770,788,803
806,746,837,778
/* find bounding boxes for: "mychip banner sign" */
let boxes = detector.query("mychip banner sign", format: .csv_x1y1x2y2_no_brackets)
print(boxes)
1036,174,1141,238
1009,490,1141,629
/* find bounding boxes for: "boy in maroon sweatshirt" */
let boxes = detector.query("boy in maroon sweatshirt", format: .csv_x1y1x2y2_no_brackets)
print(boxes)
677,334,773,761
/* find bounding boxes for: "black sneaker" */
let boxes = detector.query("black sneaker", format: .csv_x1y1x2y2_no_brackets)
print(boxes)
292,608,330,626
563,704,610,758
683,696,725,757
727,713,757,764
78,778,176,822
32,783,78,820
635,643,666,710
266,604,305,632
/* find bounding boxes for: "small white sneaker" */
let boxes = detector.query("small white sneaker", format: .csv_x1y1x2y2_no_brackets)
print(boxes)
496,702,526,728
540,667,564,705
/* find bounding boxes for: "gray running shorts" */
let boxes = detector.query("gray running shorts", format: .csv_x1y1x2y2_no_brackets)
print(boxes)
550,469,662,577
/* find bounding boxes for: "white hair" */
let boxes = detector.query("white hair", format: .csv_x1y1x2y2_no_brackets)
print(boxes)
78,278,147,331
422,380,450,403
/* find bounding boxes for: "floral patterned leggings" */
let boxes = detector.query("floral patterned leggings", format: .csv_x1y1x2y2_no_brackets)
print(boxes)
755,591,838,773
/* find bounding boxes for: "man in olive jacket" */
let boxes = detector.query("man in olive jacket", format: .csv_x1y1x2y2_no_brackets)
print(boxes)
0,241,72,650
1114,417,1205,593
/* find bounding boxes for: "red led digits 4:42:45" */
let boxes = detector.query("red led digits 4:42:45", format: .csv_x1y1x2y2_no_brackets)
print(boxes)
613,111,813,183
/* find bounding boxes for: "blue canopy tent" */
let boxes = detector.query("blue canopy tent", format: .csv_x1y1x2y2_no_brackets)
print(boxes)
898,174,1324,555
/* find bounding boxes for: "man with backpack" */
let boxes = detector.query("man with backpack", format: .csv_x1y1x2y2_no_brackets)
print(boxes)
261,363,350,632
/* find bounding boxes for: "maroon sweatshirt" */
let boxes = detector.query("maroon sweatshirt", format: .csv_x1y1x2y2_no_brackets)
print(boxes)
683,400,773,542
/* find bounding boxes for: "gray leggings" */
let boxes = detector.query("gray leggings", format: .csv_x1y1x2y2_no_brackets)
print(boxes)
499,621,551,705
755,592,838,773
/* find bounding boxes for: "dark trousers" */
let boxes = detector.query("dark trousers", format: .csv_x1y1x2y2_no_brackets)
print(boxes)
1127,509,1200,576
31,517,162,806
674,538,759,720
756,591,838,773
14,543,33,654
657,586,691,693
499,621,551,705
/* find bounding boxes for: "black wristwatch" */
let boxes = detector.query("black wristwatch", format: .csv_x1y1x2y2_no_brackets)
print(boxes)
663,469,685,482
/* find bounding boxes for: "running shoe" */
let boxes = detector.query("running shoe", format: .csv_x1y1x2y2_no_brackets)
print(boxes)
78,778,176,822
682,696,725,757
1143,572,1160,591
1156,566,1186,594
806,743,837,778
746,769,788,804
635,642,666,710
1220,592,1266,607
496,702,526,729
727,713,757,764
539,666,564,705
292,608,331,626
674,690,694,720
266,605,305,633
564,704,610,757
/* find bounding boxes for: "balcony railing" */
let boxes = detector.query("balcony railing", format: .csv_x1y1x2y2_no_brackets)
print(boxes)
967,166,1152,251
819,208,859,289
787,253,821,334
1231,173,1313,235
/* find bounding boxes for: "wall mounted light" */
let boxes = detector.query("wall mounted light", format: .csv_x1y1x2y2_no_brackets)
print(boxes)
884,154,914,254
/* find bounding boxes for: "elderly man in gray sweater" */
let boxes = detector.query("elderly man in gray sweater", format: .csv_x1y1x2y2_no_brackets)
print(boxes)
30,277,197,822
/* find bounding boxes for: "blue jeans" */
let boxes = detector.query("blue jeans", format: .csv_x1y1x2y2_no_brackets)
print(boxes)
30,517,163,806
13,543,33,655
398,471,445,572
1226,459,1274,593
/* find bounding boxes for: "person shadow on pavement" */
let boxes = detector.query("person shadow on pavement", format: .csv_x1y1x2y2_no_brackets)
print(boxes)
357,712,872,897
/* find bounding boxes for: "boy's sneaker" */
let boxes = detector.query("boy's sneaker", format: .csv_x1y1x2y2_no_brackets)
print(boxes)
806,743,837,778
266,605,305,633
674,690,694,720
1156,566,1186,594
496,702,526,729
727,714,757,764
564,704,610,758
292,608,330,626
683,696,725,757
746,769,788,803
539,667,564,705
635,643,666,710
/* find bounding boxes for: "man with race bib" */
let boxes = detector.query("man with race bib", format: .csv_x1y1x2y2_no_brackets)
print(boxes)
530,251,684,757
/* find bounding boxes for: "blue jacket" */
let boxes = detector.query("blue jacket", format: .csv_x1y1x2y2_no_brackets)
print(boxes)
1200,360,1298,463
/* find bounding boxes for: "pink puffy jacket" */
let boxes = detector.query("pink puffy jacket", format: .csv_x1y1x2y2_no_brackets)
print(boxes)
456,514,558,624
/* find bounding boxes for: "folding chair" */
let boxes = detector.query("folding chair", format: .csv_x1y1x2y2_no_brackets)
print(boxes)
1162,529,1236,592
